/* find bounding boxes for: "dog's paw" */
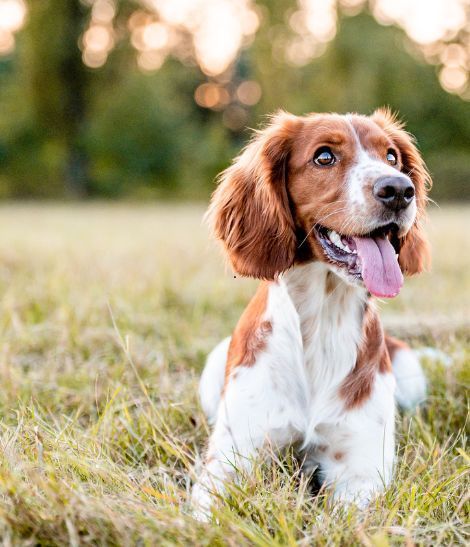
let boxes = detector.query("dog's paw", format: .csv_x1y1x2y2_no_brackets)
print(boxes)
189,482,215,523
332,479,379,510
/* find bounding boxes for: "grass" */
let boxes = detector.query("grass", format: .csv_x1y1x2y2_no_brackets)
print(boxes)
0,202,467,546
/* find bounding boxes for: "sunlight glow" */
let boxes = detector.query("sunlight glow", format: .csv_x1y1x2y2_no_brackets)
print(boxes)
194,83,230,109
0,29,14,54
293,0,469,49
142,22,169,50
92,0,115,24
146,0,196,27
137,49,167,71
439,65,468,93
339,0,366,16
194,79,260,126
0,0,25,55
0,0,468,100
81,0,116,68
146,0,260,76
0,0,26,32
440,43,468,69
128,10,153,32
83,25,114,53
289,0,469,97
371,0,470,98
82,48,108,69
373,0,467,45
304,0,337,42
82,24,114,68
236,80,262,106
194,3,246,75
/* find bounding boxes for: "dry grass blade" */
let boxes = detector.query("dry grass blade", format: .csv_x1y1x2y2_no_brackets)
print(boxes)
0,203,467,545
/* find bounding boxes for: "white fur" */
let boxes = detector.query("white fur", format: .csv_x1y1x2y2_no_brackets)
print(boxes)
192,263,400,519
392,348,427,410
346,118,417,235
199,337,231,424
415,347,452,368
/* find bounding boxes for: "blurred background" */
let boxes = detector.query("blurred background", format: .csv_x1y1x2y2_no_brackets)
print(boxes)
0,0,468,201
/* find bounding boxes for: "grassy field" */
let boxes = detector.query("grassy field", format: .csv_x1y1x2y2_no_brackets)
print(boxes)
0,203,467,546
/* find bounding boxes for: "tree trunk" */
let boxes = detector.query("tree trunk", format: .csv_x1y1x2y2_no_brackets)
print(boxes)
27,0,90,197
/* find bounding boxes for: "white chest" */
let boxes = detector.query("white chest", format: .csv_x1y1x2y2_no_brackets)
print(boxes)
282,263,367,426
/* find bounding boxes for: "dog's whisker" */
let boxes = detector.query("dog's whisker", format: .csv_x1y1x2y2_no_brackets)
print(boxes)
297,207,351,249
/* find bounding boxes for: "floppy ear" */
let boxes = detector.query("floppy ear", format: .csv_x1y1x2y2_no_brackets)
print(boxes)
206,112,301,280
372,108,432,275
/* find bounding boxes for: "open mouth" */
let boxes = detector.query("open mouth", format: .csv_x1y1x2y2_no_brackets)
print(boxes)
314,223,404,298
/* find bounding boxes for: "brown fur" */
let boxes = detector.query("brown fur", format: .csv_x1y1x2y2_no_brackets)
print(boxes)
325,271,339,295
208,109,430,281
206,112,301,280
340,304,391,409
385,334,409,360
226,282,272,380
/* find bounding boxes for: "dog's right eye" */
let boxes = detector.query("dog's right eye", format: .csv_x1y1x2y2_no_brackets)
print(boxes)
313,147,336,166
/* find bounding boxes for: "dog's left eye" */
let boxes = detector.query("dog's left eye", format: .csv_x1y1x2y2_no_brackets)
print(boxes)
386,149,398,165
313,147,336,166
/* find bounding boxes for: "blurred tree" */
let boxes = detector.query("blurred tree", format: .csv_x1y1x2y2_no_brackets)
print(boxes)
0,0,468,200
25,0,91,196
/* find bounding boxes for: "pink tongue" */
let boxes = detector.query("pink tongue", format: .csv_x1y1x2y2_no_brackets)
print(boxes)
352,236,403,298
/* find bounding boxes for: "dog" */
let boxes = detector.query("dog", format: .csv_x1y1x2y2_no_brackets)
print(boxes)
191,109,430,519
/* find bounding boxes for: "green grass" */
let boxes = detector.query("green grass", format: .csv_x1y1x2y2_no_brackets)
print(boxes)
0,203,467,546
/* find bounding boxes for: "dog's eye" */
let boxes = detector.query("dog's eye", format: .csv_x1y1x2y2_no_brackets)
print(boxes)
386,149,398,165
313,147,336,166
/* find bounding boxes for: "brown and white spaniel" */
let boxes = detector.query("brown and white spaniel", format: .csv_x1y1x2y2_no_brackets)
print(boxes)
192,109,430,519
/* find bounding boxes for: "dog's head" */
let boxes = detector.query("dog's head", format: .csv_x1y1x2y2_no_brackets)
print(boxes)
207,109,431,297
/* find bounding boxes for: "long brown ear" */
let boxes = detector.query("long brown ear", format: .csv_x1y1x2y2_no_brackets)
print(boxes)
206,112,301,280
372,108,432,275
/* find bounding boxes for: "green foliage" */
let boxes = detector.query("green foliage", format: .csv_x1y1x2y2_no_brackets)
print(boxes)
0,4,468,199
86,61,234,197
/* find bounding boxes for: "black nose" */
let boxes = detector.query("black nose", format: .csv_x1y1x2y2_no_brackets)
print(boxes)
373,176,415,211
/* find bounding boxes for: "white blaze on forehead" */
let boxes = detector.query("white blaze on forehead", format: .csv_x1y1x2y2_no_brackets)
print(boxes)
345,116,410,208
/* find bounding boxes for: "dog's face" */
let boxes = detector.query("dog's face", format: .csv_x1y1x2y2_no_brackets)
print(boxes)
207,109,431,297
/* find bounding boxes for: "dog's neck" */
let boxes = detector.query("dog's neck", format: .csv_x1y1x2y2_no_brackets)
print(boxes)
282,262,368,392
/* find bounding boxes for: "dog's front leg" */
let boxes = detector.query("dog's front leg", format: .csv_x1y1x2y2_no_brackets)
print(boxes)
191,364,300,521
315,373,396,509
190,414,259,522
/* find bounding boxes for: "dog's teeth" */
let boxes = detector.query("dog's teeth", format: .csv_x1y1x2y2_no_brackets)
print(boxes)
328,230,351,253
329,230,341,246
